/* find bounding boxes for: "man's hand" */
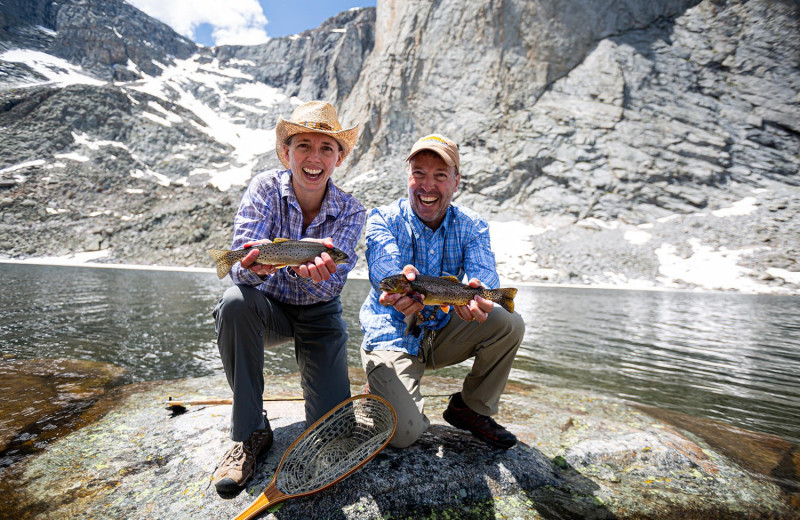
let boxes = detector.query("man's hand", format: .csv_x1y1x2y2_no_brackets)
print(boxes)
241,239,278,277
379,265,424,317
400,264,418,282
454,278,494,323
288,237,338,283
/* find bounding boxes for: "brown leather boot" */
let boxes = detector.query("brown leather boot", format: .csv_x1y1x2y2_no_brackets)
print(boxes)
214,414,273,493
443,392,517,450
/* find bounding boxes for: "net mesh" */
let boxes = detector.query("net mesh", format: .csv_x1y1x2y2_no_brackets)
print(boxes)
276,395,395,495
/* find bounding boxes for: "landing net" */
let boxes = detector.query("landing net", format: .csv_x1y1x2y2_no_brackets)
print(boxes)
276,395,395,495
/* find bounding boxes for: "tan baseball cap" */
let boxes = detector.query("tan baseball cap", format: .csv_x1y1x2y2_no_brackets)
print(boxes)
405,134,460,172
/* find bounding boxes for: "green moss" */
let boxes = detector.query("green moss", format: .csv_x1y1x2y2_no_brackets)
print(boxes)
553,455,569,469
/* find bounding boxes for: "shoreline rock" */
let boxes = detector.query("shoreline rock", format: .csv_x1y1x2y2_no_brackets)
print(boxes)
0,371,797,519
1,256,799,297
0,358,125,468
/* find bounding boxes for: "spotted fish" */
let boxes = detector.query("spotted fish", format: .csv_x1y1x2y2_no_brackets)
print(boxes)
209,238,349,279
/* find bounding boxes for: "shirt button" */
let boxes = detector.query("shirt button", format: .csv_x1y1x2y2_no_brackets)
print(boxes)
429,249,434,254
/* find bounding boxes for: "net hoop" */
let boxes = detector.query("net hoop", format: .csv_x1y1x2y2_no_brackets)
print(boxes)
270,393,396,498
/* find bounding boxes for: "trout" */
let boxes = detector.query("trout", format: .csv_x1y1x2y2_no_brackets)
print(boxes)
209,238,349,279
379,274,517,314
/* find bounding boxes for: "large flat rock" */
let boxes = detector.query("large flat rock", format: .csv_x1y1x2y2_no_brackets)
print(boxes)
1,370,797,519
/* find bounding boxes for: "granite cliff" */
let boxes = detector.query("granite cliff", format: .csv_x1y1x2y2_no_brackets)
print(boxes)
0,0,798,293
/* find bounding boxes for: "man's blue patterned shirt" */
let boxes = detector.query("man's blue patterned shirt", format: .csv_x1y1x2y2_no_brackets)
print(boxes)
359,198,499,356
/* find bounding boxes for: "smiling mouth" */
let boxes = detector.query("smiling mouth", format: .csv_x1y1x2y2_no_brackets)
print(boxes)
418,194,439,206
302,167,323,179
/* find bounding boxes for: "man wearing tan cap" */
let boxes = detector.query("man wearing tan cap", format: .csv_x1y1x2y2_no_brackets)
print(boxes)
211,101,365,493
359,134,525,450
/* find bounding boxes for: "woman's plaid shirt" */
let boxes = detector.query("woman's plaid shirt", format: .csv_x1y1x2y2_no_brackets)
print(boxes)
228,169,365,305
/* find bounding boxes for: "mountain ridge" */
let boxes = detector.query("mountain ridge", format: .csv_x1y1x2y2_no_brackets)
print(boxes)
0,0,798,294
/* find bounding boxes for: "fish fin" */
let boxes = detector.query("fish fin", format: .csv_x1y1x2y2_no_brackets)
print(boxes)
440,305,451,314
483,287,517,314
272,263,287,269
403,313,422,336
409,293,425,305
272,238,290,243
209,249,234,279
440,275,460,283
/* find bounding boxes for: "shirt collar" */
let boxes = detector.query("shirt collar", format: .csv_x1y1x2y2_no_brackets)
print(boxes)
279,169,294,202
281,169,339,220
403,199,452,237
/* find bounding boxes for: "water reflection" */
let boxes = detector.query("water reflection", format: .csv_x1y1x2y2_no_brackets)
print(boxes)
1,263,799,445
0,263,228,383
507,286,800,444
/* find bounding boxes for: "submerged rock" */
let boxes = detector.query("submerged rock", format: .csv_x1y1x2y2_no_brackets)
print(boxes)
0,358,125,468
0,371,797,519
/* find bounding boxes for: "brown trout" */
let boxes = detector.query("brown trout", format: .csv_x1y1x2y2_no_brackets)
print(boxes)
379,274,517,314
209,238,349,279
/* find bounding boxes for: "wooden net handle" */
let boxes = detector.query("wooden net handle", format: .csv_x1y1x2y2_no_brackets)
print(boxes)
232,480,288,520
230,394,397,520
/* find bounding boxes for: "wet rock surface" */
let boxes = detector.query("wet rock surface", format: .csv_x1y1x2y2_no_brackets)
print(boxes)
0,371,797,520
0,358,125,469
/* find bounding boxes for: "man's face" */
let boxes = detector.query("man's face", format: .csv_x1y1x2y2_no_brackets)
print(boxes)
407,151,459,230
283,132,343,197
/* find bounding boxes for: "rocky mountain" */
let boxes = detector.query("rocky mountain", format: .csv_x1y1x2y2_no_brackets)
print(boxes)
0,0,798,294
0,0,196,79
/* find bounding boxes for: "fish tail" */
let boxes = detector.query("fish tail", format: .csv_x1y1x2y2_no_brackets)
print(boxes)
483,287,517,314
209,249,234,279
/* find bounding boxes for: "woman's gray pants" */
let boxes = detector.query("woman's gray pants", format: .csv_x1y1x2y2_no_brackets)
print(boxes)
213,285,351,441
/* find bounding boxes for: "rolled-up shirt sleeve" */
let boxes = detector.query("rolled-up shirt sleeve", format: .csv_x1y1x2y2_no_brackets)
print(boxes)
229,175,274,286
463,216,500,289
364,208,404,290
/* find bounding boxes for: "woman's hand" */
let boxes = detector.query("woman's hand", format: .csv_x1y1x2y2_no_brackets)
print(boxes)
288,237,337,283
241,239,277,277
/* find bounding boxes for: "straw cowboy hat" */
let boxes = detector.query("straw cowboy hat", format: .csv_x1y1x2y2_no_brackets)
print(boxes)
275,101,359,169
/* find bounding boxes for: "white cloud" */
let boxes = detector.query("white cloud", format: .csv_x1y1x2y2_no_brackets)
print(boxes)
126,0,269,45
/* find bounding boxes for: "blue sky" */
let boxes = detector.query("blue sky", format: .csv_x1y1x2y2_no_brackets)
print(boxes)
127,0,376,46
253,1,376,40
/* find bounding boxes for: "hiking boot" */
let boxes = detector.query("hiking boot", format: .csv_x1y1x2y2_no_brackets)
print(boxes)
443,392,517,450
214,413,273,493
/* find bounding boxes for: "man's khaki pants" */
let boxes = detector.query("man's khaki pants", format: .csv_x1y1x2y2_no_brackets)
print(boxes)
361,308,525,448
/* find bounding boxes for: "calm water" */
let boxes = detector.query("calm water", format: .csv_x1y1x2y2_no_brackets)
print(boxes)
1,262,799,445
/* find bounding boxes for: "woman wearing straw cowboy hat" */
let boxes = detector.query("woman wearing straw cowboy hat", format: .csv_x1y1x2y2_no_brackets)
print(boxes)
211,101,365,494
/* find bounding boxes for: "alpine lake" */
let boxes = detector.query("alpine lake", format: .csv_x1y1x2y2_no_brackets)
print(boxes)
1,262,799,486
